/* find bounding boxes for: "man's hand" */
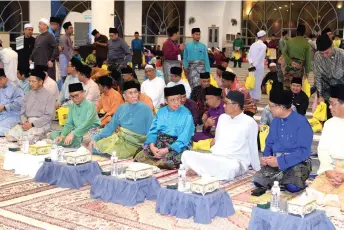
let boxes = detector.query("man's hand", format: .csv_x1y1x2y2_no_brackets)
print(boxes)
56,104,61,109
210,138,215,147
155,148,168,158
0,105,4,112
29,60,33,65
202,112,208,124
149,143,159,155
266,156,279,168
325,170,338,180
179,43,185,51
64,133,74,146
88,141,97,152
47,61,53,68
260,157,268,166
55,136,64,144
22,121,32,131
205,117,216,128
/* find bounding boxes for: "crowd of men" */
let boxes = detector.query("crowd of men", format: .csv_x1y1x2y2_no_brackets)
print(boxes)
0,16,343,211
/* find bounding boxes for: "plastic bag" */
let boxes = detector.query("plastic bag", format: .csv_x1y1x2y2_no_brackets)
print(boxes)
303,78,311,97
245,72,255,90
259,125,269,152
192,138,213,151
266,80,273,95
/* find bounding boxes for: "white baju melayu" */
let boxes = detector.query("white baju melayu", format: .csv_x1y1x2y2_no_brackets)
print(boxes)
247,40,267,101
0,48,18,85
182,113,261,180
82,79,100,105
43,76,59,101
141,76,166,109
167,79,191,98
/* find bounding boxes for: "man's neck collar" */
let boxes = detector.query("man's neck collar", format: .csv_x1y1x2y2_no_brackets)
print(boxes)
229,111,242,119
148,76,156,81
280,109,292,119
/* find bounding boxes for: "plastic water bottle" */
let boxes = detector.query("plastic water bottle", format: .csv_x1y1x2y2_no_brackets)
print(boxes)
21,133,30,154
50,141,58,161
270,181,280,212
111,151,118,176
178,164,186,192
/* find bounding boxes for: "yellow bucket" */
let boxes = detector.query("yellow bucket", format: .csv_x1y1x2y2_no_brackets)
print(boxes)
57,107,69,126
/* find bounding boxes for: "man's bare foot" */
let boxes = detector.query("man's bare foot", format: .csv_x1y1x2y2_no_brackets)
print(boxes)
186,169,198,177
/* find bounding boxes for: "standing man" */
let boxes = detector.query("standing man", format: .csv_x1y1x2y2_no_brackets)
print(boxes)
247,30,267,102
162,26,184,84
183,28,210,89
233,33,244,68
279,30,288,57
59,21,74,83
267,34,278,65
17,23,35,80
91,29,108,67
48,17,61,43
0,41,18,85
30,18,58,80
131,31,144,70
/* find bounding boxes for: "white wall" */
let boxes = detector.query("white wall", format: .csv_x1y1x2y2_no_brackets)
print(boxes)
60,10,92,35
91,0,114,37
29,0,51,33
124,1,142,36
222,1,242,47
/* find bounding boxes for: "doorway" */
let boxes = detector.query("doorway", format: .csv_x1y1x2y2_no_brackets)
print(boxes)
208,27,219,48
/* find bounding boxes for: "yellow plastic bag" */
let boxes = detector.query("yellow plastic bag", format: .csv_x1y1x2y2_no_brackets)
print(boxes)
303,78,311,97
259,125,269,152
234,51,241,60
245,72,255,90
192,138,213,151
181,73,218,87
266,80,273,95
57,107,69,126
142,55,146,65
266,48,271,57
313,102,327,122
308,118,323,133
101,64,108,71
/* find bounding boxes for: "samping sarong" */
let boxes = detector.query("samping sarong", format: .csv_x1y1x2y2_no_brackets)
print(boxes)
187,61,205,89
278,57,305,90
163,60,180,84
134,132,190,169
95,127,146,159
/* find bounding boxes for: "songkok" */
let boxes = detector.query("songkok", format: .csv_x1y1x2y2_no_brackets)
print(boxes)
77,64,92,78
123,81,140,92
226,91,244,107
291,77,302,85
269,88,292,106
222,71,236,81
164,85,180,97
96,77,113,88
216,65,226,72
121,67,133,74
0,69,5,77
257,30,266,38
175,84,186,95
50,17,61,24
330,84,344,101
192,28,201,34
63,21,72,30
167,27,178,36
30,69,46,80
134,31,139,35
69,83,83,93
109,27,118,34
269,62,276,67
316,33,332,51
145,64,154,69
24,23,33,29
91,29,99,36
321,27,332,35
205,87,222,97
170,67,182,76
39,18,49,26
70,57,83,69
34,65,48,73
200,72,210,79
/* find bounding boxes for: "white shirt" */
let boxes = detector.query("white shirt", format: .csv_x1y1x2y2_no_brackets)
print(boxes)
141,76,166,109
44,76,59,101
167,79,191,98
0,48,18,85
82,79,100,105
248,40,267,70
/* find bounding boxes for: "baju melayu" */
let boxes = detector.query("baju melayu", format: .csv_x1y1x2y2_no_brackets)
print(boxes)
58,75,80,105
135,105,195,169
190,85,210,123
162,38,181,83
83,79,100,105
141,76,166,109
182,113,260,180
93,102,154,158
184,98,199,126
167,79,192,98
0,48,19,85
291,90,309,116
0,83,24,136
18,78,30,94
50,99,101,148
17,36,35,77
139,93,156,115
96,88,124,127
43,76,59,101
183,41,210,88
59,34,73,78
253,110,313,192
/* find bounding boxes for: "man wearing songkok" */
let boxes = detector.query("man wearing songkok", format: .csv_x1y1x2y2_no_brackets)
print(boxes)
190,72,213,123
96,76,124,127
162,26,184,83
107,27,131,68
304,84,344,211
89,81,154,158
121,66,139,83
167,66,191,98
178,84,199,126
141,64,166,109
75,63,100,104
253,88,313,193
183,28,210,88
51,83,100,148
193,87,224,142
214,65,226,88
30,18,58,80
182,91,260,180
0,40,18,85
290,77,309,116
0,69,23,136
59,21,74,83
222,71,257,117
221,57,234,73
17,23,35,79
261,62,278,93
34,65,59,101
131,31,144,70
135,85,195,169
48,17,61,43
91,29,108,68
247,30,267,102
313,33,344,119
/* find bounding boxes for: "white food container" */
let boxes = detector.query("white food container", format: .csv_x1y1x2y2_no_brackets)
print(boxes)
125,163,153,181
191,177,219,196
288,197,317,218
64,147,91,165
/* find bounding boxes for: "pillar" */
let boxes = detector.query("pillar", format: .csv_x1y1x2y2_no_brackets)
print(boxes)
91,0,114,38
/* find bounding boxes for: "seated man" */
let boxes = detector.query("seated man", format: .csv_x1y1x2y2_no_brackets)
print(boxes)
34,65,59,101
0,69,24,136
135,85,195,169
221,57,233,72
304,84,344,211
75,63,100,104
89,81,154,158
290,77,309,116
121,66,139,83
143,64,164,81
182,91,260,180
96,76,124,127
222,71,257,117
17,68,30,94
51,83,100,147
193,87,224,142
179,84,199,126
7,69,55,140
253,88,313,193
141,64,166,109
167,67,191,98
214,65,226,88
261,62,278,94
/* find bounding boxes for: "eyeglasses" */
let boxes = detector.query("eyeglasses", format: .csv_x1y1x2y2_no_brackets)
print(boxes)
167,97,181,103
69,94,81,99
329,101,341,106
224,100,237,105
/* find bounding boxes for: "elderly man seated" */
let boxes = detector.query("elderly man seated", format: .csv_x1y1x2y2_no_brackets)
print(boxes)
89,81,154,159
290,77,309,116
0,69,24,136
253,88,313,193
166,67,191,98
182,91,260,180
135,85,195,169
50,83,100,147
304,84,344,211
7,69,55,141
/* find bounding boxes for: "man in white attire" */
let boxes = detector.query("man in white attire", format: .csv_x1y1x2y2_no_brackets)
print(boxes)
181,91,260,180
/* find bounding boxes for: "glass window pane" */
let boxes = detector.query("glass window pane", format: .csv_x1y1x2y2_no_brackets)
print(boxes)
214,29,218,42
209,29,213,42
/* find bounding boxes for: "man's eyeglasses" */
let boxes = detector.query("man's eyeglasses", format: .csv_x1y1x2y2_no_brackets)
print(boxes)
224,100,237,105
69,94,80,99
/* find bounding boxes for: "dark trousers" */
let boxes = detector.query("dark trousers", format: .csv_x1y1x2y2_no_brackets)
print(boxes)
96,57,106,68
233,59,242,68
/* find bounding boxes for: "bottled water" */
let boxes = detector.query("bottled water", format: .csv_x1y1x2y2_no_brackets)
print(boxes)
111,151,118,176
21,133,30,154
178,164,186,192
57,146,65,162
51,141,58,161
270,181,280,212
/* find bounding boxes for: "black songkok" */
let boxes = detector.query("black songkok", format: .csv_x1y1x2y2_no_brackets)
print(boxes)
216,65,226,72
164,85,180,97
175,84,186,95
91,29,99,36
30,69,46,81
316,33,333,51
170,67,182,76
192,28,201,34
63,21,72,30
123,81,140,92
269,88,293,106
69,83,84,93
200,72,210,79
291,77,302,85
226,91,245,107
0,69,5,77
222,71,236,81
96,77,113,88
205,87,222,97
50,17,61,24
121,67,133,75
109,27,118,34
330,84,344,101
167,27,179,37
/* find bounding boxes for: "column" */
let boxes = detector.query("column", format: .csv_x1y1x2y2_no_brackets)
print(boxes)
124,0,142,36
91,0,114,37
29,0,51,33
